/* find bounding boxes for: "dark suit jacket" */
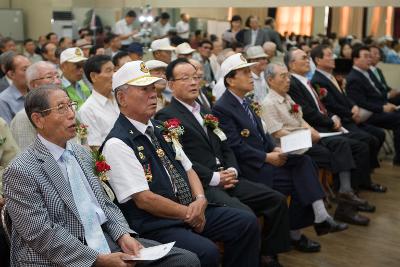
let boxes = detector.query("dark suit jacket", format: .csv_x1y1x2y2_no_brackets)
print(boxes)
155,98,238,187
371,67,392,93
288,75,334,132
346,68,386,113
263,28,283,52
212,90,277,184
311,70,355,123
242,28,270,46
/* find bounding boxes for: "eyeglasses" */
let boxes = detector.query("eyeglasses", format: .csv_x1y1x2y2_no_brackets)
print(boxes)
32,74,61,82
39,101,78,115
173,76,202,83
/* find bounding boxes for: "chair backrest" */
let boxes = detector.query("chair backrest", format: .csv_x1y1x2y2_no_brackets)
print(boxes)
1,203,11,244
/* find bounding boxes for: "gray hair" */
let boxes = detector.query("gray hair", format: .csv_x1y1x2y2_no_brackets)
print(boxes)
283,47,299,69
114,84,130,107
25,61,56,87
262,41,276,51
265,62,287,80
24,84,63,128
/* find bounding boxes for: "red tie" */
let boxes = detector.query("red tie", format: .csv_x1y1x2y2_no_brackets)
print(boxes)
307,81,327,115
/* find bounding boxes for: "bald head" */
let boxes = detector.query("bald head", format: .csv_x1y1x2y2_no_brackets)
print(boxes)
263,41,276,58
284,48,310,76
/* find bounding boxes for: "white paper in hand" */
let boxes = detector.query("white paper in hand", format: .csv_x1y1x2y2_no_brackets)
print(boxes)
319,132,343,138
280,129,312,154
122,242,175,261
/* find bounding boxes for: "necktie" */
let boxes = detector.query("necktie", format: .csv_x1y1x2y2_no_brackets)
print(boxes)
198,91,211,110
61,149,110,253
372,68,387,91
242,99,258,128
307,81,328,115
242,99,264,140
329,75,343,94
145,126,193,206
365,72,382,95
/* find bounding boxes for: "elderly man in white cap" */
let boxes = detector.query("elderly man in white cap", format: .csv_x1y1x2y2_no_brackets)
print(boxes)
176,42,195,59
60,47,91,108
100,60,261,267
146,59,169,111
151,37,175,64
213,53,348,254
150,38,176,101
145,59,168,111
246,45,269,102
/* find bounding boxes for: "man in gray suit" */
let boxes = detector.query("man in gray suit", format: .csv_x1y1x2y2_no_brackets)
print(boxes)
240,16,270,48
263,17,283,52
3,85,200,266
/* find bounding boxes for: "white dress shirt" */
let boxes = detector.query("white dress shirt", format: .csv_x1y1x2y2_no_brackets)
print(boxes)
78,90,120,147
250,30,258,46
176,99,238,185
152,21,172,38
291,73,322,112
251,71,268,102
213,78,226,101
114,19,134,45
176,20,189,39
38,134,107,224
103,119,192,204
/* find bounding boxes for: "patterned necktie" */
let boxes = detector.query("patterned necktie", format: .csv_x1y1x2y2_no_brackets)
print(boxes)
61,149,111,254
242,99,257,128
145,126,193,206
307,81,328,115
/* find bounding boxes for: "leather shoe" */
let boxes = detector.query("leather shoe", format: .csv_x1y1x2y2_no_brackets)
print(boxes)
357,202,376,213
334,202,370,226
361,183,387,193
337,192,367,206
261,256,283,267
291,234,321,253
314,217,348,236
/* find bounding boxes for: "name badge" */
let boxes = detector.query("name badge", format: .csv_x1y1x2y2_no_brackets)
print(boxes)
213,127,227,141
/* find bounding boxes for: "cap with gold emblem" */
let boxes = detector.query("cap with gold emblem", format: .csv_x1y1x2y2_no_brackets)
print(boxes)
220,53,257,78
60,47,88,64
112,60,165,91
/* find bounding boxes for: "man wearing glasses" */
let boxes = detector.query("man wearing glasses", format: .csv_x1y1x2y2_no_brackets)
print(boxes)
3,84,200,266
10,61,61,151
60,47,91,108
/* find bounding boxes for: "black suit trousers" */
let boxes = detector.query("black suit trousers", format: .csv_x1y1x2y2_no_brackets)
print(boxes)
204,179,290,255
367,111,400,161
144,206,260,267
248,155,325,230
345,122,384,169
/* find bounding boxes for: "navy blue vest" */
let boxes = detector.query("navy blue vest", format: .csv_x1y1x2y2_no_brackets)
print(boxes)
101,114,191,234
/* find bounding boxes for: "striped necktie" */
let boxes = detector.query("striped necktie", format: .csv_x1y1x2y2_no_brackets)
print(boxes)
145,126,193,206
242,99,257,128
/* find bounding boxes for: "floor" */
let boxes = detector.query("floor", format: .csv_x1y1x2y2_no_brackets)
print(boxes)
279,161,400,267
